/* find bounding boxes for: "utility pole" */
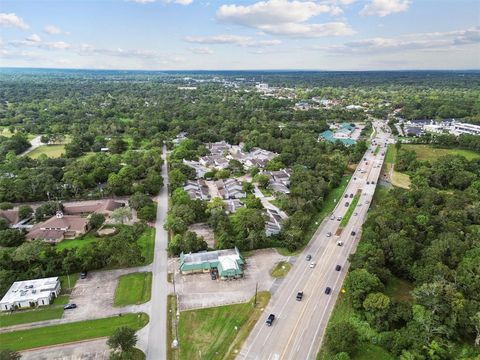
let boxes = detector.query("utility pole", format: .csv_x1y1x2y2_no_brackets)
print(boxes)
254,282,258,307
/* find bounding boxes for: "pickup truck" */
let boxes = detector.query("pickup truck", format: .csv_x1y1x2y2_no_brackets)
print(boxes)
266,313,275,326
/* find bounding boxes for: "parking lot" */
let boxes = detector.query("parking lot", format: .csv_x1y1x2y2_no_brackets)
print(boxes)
63,266,149,321
21,339,109,360
172,248,287,310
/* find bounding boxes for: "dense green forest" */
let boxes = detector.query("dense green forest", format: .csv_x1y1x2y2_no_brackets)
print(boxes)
323,152,480,359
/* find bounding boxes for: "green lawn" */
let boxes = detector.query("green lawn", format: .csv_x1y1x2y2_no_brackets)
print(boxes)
340,193,360,228
0,313,149,351
384,144,397,164
27,144,65,159
270,261,292,278
402,144,480,161
56,233,100,251
177,292,271,360
138,227,155,265
114,272,152,307
391,170,411,189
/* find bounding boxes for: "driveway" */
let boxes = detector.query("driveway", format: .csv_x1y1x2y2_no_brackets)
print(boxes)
172,248,287,310
19,135,42,157
21,339,109,360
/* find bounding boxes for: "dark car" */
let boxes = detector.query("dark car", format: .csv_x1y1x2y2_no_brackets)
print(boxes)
210,271,217,280
296,291,304,301
372,180,375,184
345,202,349,207
366,181,370,185
335,265,342,271
266,313,275,326
350,193,353,198
80,271,87,279
325,287,332,295
344,194,348,198
64,303,77,310
351,231,356,236
306,254,312,261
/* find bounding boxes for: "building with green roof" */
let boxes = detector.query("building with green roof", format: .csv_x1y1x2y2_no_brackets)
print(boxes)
179,247,245,279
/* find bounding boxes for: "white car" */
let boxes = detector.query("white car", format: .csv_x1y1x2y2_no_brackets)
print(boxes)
337,241,344,246
309,262,316,268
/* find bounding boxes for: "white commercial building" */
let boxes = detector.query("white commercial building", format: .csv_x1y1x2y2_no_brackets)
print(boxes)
451,122,480,136
0,277,61,311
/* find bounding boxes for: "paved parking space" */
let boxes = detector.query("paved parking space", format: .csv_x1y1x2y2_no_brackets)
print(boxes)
172,248,287,310
63,266,149,321
21,339,109,360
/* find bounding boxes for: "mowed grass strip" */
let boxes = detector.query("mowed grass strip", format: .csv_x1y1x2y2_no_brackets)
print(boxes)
270,261,292,278
27,144,65,159
114,272,152,307
402,144,480,161
138,227,155,265
0,313,149,351
340,193,360,228
177,291,271,360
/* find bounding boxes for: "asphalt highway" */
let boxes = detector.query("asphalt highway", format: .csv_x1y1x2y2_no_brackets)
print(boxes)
238,121,392,360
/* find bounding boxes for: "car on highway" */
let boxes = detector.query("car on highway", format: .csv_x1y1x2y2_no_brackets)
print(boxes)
372,180,375,184
309,262,316,268
353,212,358,216
337,241,343,246
296,291,304,301
64,303,77,310
351,231,356,236
335,265,342,271
344,194,348,198
325,287,332,295
330,215,335,220
326,232,332,237
306,254,312,261
366,181,370,185
266,313,275,326
345,202,349,207
350,193,353,198
337,216,342,221
365,200,370,204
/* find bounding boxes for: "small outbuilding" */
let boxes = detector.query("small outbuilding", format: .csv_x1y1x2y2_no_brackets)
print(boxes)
179,247,245,279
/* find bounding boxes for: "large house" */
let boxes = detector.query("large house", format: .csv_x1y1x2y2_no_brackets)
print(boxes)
264,169,292,195
216,178,246,199
0,277,61,311
27,211,88,243
184,180,211,201
62,199,124,216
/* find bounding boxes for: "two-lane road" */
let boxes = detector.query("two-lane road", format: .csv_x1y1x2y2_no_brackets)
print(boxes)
238,121,391,360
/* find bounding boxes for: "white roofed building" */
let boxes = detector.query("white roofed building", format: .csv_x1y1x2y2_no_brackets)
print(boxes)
0,277,61,311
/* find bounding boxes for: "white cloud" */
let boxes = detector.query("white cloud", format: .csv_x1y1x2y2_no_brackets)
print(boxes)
360,0,410,17
185,34,281,47
216,0,354,38
0,13,29,30
43,25,62,35
130,0,156,3
189,47,213,54
321,26,480,53
26,34,42,43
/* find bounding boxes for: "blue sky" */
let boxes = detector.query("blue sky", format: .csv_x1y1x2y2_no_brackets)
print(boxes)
1,0,479,70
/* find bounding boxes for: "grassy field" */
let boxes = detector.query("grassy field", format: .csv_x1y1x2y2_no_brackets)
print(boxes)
114,272,152,307
277,175,352,255
0,313,149,351
270,261,292,278
177,292,271,360
27,144,66,159
339,193,360,228
391,170,411,189
138,227,155,265
384,144,397,164
385,276,414,303
167,295,178,360
402,144,480,161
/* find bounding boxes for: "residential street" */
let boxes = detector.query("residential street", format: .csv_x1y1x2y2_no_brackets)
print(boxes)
238,121,392,360
144,144,170,360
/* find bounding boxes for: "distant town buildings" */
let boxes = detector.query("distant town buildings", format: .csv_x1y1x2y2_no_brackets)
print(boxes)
0,277,61,311
401,119,480,137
